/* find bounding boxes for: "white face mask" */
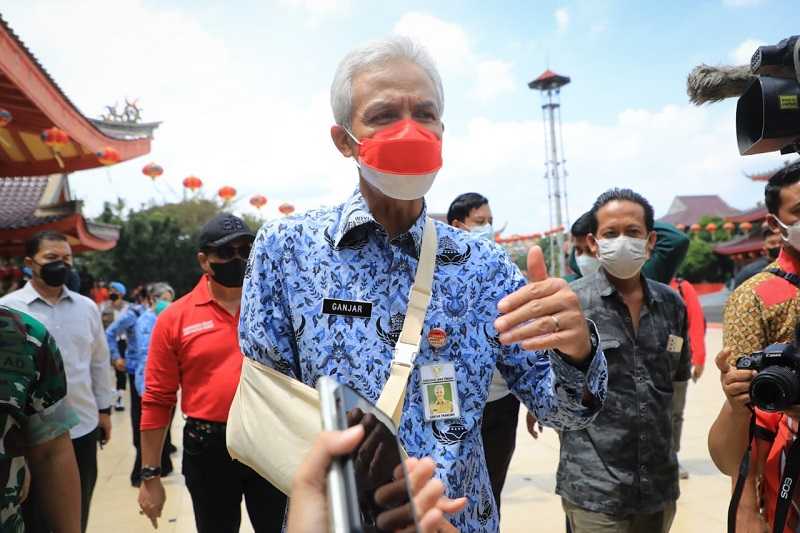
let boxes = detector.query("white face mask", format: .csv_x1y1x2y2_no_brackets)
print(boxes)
597,236,649,279
575,254,601,278
774,218,800,250
469,223,494,241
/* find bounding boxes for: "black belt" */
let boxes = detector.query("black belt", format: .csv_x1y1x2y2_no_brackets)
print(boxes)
185,417,227,436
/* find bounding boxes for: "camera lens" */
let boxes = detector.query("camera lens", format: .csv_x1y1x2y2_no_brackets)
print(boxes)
751,366,800,411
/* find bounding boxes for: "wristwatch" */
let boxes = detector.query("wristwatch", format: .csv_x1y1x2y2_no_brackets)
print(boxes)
141,466,162,481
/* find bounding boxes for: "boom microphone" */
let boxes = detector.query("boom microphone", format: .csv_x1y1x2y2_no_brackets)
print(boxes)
686,64,756,105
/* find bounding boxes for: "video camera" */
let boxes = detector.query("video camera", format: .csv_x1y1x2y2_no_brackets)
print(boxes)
688,35,800,155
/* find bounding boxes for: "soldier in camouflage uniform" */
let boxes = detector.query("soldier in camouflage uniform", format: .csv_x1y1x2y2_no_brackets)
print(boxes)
560,189,691,533
0,305,81,532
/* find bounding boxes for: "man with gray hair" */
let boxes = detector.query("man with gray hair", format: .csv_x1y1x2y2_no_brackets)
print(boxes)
240,36,607,531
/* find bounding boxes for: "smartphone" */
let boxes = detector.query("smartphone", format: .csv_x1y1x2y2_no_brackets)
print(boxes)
317,376,419,533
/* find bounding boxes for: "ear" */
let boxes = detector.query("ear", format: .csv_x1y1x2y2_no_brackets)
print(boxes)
587,234,600,256
23,257,33,269
197,252,210,273
646,230,657,255
331,125,357,158
452,220,468,231
767,214,783,235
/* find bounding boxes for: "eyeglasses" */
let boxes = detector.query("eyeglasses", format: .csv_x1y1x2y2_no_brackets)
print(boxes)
207,243,252,260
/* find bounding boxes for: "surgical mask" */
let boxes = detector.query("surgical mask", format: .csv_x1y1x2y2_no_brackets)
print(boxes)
470,223,494,241
767,246,781,260
597,236,649,279
775,218,800,250
154,300,170,315
345,119,442,201
575,254,601,277
209,258,247,288
35,260,71,288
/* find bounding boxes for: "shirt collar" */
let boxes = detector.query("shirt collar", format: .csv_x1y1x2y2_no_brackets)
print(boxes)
190,274,214,306
595,268,662,304
19,281,72,305
777,248,800,275
331,188,428,258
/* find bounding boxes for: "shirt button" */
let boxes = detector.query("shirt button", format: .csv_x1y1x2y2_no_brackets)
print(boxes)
640,465,648,473
640,404,646,413
640,434,646,441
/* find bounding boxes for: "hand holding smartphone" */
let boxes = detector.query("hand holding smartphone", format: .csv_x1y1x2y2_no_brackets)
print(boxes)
317,376,419,533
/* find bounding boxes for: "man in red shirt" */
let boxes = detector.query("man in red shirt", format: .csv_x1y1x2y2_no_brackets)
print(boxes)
138,214,286,532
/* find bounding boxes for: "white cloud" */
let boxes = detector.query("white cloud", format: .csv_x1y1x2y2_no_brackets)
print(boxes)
280,0,352,26
730,38,765,65
393,12,515,101
555,8,570,32
471,60,515,101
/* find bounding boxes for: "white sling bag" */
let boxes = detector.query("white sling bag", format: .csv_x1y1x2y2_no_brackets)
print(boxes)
226,217,437,495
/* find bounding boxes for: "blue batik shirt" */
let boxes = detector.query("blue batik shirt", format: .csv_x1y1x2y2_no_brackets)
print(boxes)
134,309,157,395
239,189,608,532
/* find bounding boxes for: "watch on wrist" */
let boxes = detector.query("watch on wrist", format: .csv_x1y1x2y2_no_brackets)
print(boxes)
141,466,162,481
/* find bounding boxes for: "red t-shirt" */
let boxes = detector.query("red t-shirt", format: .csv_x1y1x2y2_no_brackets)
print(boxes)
670,278,706,366
756,410,800,532
140,275,244,430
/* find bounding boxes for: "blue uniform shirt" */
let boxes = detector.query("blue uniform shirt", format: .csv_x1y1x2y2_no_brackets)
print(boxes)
133,309,157,395
239,189,608,532
105,303,146,373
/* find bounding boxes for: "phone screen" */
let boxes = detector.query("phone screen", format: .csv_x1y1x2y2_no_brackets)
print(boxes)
336,382,416,532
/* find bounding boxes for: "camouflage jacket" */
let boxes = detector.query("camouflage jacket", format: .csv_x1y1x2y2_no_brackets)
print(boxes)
0,305,72,533
558,270,691,515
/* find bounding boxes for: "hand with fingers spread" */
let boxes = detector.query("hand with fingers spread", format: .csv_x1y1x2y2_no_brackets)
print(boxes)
494,246,593,363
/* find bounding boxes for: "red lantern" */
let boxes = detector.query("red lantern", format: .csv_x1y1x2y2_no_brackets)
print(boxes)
740,221,753,233
0,109,12,127
690,223,701,233
96,146,120,165
41,127,69,151
182,176,203,191
705,222,718,233
249,194,267,209
142,163,164,180
723,221,735,232
278,202,295,216
218,186,237,201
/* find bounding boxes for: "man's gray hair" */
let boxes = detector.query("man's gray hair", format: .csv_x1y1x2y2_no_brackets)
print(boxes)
148,282,174,300
330,35,444,129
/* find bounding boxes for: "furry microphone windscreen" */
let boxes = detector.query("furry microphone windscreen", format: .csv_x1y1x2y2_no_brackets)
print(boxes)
687,64,756,105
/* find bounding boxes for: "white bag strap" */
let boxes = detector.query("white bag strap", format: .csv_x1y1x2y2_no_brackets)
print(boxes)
377,217,437,425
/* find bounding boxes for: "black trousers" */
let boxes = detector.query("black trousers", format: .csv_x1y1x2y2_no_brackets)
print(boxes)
480,393,520,513
22,429,98,533
182,419,287,532
115,368,127,390
129,373,172,484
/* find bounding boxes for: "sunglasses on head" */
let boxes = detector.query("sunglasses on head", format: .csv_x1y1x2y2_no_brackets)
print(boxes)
206,243,252,260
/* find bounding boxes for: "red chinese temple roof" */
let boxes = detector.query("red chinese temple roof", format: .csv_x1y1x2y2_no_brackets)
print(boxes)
0,14,155,177
746,159,799,182
713,235,763,256
658,195,741,227
726,205,768,224
0,175,118,255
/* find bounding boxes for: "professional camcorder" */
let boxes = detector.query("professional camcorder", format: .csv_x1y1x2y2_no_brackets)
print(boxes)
688,35,800,155
736,339,800,411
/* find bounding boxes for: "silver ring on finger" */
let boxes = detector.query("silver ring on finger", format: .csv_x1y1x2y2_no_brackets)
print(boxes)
551,314,560,333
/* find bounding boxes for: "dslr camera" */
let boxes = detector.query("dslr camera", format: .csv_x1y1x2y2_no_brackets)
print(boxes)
737,35,800,155
737,340,800,412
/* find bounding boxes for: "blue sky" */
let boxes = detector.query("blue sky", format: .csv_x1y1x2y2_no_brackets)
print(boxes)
3,0,797,232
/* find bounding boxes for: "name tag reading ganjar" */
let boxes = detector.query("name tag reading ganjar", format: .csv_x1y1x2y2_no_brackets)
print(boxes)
322,298,373,319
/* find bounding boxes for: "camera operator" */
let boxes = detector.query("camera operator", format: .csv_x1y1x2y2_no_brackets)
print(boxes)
709,161,800,531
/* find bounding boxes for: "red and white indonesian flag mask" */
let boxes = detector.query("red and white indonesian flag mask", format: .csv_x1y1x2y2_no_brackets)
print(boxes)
346,118,443,201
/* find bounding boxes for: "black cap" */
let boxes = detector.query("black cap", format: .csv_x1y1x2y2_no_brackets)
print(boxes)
198,213,255,249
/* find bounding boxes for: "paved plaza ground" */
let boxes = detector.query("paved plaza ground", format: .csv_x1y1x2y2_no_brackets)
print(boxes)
88,327,731,532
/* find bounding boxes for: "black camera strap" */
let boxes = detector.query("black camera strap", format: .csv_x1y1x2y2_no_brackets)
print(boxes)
729,412,757,533
767,268,800,289
773,431,800,533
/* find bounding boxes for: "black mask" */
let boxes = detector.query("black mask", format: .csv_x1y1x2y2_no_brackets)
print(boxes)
209,258,246,288
110,293,120,302
767,246,781,260
36,260,71,288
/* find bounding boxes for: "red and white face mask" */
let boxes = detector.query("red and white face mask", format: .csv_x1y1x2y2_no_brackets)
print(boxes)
345,119,443,200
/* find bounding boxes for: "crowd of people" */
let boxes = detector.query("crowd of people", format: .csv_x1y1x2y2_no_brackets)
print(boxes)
0,34,798,533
